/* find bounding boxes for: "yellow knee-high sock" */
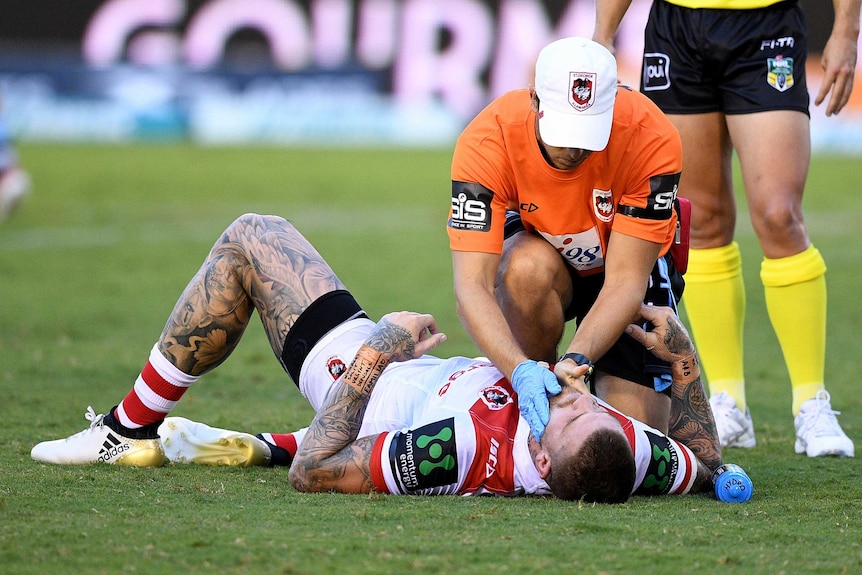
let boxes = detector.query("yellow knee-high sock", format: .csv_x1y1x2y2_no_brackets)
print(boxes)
682,243,747,410
761,245,827,415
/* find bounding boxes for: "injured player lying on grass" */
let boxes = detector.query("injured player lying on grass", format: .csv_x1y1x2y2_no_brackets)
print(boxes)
31,213,721,502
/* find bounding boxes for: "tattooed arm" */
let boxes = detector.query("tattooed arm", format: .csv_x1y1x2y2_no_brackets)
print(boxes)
625,305,722,493
289,311,446,494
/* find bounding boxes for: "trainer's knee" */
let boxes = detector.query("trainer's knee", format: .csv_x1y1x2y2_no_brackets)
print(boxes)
498,235,562,291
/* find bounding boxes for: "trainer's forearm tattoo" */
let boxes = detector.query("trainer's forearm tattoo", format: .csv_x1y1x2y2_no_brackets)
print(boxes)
158,214,345,375
663,317,696,358
669,374,722,474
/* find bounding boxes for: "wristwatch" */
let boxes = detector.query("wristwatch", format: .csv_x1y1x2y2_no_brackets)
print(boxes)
558,352,594,385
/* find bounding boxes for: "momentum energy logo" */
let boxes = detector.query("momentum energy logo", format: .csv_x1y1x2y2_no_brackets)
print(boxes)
391,418,458,493
635,430,678,496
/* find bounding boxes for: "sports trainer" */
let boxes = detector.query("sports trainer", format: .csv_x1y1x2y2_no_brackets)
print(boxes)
593,0,857,456
31,213,722,503
448,36,684,439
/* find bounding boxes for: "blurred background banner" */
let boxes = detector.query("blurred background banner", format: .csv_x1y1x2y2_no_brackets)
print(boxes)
0,0,859,150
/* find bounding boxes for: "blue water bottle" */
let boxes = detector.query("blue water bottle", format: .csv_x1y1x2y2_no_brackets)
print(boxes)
712,463,753,503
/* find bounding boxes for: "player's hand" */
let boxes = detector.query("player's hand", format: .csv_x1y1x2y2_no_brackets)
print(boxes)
625,304,694,362
371,311,447,362
511,359,563,441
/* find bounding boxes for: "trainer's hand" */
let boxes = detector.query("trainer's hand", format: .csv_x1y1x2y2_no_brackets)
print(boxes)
553,360,592,388
511,360,562,441
625,304,694,362
371,311,447,362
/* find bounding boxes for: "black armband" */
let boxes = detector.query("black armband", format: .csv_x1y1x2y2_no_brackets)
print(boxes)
558,353,594,385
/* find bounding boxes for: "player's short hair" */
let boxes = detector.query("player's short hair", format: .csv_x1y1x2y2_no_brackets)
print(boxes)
546,427,635,503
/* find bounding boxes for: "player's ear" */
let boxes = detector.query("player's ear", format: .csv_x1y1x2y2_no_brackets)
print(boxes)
534,449,551,479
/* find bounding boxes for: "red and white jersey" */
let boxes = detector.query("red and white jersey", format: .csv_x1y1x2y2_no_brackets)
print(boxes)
364,356,544,496
299,319,699,497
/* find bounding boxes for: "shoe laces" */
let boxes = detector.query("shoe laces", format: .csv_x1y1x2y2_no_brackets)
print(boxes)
798,390,842,436
85,406,107,429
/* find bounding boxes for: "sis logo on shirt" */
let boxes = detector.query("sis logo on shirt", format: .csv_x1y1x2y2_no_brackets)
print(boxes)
450,181,492,232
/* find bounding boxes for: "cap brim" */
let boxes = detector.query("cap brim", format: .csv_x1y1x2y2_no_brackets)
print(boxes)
537,106,612,151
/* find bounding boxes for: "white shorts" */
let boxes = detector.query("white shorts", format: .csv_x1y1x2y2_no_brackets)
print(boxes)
298,317,376,412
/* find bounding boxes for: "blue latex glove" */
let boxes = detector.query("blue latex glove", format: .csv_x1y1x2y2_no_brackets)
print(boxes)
511,359,562,441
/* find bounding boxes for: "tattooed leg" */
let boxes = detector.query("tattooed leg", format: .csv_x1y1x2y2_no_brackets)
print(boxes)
159,213,346,376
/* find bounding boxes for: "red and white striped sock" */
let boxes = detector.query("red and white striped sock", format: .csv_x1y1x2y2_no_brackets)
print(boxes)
115,344,199,428
256,432,300,466
259,432,299,456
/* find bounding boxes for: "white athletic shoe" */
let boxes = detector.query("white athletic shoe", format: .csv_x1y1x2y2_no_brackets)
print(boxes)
794,390,855,457
709,391,756,448
159,417,270,467
0,166,31,221
31,406,165,466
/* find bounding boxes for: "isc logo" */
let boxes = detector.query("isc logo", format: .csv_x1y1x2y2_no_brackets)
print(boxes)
452,193,487,222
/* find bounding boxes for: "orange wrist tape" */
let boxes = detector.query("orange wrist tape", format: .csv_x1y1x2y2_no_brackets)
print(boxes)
672,353,700,384
342,344,389,395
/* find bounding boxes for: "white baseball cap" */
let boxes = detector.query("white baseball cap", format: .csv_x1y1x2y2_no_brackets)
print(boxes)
534,37,618,151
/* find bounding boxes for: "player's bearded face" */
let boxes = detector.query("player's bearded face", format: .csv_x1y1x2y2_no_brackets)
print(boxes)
542,378,619,449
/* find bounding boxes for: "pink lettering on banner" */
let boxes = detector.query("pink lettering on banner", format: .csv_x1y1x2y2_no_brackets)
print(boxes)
79,0,653,119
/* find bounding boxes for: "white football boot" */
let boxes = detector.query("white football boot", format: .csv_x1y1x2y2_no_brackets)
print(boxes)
159,417,270,467
31,406,165,466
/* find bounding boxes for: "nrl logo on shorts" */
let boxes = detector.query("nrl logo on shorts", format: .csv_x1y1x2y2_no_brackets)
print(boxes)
767,55,794,92
569,72,596,111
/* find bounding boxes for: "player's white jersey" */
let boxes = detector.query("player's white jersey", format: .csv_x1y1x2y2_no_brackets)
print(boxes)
366,356,546,496
299,318,699,498
299,318,547,496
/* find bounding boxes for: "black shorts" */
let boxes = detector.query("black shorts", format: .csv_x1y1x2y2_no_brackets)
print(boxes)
280,290,368,384
504,212,685,394
565,253,683,395
641,0,810,115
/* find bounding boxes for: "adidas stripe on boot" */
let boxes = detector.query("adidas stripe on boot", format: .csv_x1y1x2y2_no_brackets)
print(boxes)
31,406,165,467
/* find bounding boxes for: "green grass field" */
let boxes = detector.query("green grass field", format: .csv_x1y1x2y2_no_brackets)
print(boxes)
1,143,861,574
